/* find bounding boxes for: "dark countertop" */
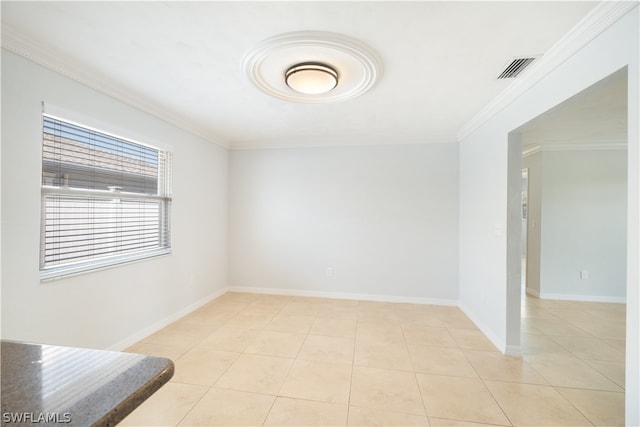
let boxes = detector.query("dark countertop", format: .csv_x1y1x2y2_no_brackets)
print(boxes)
1,340,174,426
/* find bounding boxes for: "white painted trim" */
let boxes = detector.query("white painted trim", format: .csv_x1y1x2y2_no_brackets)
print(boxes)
537,292,626,304
228,286,458,306
229,137,453,151
522,142,627,157
1,25,230,150
522,289,624,305
526,287,541,298
505,345,523,357
546,142,627,150
457,1,638,141
457,301,506,353
522,145,543,158
106,287,229,351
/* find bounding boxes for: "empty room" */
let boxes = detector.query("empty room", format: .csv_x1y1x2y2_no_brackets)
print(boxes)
1,1,638,426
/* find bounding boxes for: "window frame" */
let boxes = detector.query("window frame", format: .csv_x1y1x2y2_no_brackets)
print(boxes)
39,113,172,281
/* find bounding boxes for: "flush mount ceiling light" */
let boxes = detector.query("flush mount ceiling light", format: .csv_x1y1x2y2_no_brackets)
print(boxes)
285,62,339,95
242,31,382,103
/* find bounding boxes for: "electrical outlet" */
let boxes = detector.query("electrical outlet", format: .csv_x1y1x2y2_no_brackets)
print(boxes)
580,270,589,280
326,267,334,278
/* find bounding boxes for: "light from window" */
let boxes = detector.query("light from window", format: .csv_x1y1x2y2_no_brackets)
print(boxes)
40,114,172,280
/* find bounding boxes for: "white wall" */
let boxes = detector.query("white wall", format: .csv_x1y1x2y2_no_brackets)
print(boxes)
1,50,229,350
229,144,459,303
539,148,626,301
459,6,638,425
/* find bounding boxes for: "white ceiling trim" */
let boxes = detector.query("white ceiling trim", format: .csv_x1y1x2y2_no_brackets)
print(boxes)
229,135,444,151
522,146,543,157
522,141,628,157
1,23,231,149
457,1,637,142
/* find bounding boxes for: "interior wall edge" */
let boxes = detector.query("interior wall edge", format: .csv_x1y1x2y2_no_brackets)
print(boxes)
457,301,507,354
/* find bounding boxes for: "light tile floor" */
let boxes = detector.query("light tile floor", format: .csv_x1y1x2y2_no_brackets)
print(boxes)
121,293,625,426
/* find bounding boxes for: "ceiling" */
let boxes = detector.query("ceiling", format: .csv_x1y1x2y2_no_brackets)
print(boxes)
1,1,598,149
520,67,627,150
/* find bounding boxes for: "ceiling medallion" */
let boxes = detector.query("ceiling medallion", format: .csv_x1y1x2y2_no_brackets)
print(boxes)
242,31,382,104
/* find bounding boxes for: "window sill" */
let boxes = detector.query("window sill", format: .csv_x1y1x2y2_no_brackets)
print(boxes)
40,249,172,283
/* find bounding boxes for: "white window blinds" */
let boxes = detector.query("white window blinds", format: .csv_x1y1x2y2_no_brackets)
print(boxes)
40,114,172,280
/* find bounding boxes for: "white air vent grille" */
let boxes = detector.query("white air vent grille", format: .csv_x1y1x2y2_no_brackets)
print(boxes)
497,57,536,79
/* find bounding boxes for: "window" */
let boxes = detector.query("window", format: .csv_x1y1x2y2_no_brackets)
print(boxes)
40,114,172,280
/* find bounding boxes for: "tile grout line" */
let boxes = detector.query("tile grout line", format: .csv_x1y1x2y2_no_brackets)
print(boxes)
581,359,626,390
169,302,234,426
264,297,320,426
168,314,234,426
344,300,363,427
174,295,264,426
173,386,210,427
187,294,274,426
125,293,625,426
521,298,622,427
398,307,432,424
550,385,598,427
462,350,515,427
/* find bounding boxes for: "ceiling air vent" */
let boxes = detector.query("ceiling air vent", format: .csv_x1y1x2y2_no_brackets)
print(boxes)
497,57,536,79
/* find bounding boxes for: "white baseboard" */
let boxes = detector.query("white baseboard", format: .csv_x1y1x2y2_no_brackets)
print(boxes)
525,288,623,304
526,288,540,298
228,286,458,306
505,344,523,357
537,292,626,304
107,286,229,351
457,301,507,354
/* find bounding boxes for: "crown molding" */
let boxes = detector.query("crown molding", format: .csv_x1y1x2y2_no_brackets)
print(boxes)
522,145,543,157
522,141,627,157
457,1,638,142
1,24,230,149
229,134,455,150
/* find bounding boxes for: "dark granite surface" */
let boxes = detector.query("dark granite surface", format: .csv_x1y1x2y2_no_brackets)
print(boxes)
1,340,174,426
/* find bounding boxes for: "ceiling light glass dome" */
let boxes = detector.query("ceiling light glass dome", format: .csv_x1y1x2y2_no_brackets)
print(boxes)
285,63,339,95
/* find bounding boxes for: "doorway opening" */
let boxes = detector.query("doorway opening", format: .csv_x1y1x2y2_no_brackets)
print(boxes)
506,67,628,419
